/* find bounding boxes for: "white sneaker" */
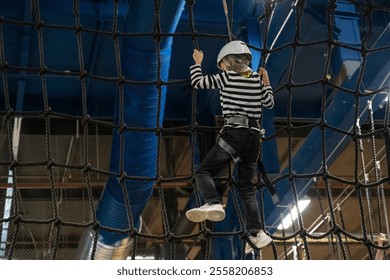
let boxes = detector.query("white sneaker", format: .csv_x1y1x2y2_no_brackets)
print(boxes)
185,203,225,223
245,230,272,254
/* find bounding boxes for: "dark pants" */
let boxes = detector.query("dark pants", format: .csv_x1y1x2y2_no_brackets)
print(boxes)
195,127,262,233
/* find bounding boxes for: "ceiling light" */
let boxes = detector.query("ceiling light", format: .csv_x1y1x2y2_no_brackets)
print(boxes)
277,197,311,230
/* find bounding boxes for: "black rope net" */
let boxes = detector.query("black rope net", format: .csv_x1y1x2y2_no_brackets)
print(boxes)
0,0,389,260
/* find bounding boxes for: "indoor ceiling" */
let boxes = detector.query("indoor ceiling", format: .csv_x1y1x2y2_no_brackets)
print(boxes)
0,0,389,260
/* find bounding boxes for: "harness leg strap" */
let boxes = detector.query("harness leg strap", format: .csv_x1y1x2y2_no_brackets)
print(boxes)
217,137,240,163
257,159,279,205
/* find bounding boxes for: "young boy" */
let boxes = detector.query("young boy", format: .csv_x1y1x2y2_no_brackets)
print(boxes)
186,40,274,253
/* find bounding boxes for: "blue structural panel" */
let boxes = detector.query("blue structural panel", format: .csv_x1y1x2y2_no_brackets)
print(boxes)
332,0,362,78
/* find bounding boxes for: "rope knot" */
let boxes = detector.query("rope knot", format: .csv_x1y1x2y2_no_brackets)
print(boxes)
287,123,294,133
354,181,363,191
261,47,270,56
352,130,359,142
292,37,300,48
321,76,329,86
299,228,307,238
9,159,18,170
112,30,120,40
287,81,295,90
130,227,138,238
39,66,48,76
155,126,162,136
153,32,162,42
362,237,371,247
288,171,296,181
6,108,13,119
35,20,44,30
156,79,163,89
117,76,125,86
14,215,22,224
190,121,198,132
47,158,55,170
54,217,62,227
156,175,164,185
203,228,211,238
1,61,8,72
191,30,198,40
75,24,83,34
79,69,87,80
81,114,91,126
190,176,196,186
92,221,100,232
83,163,92,174
118,122,127,134
322,170,329,180
43,107,52,118
361,45,367,57
320,120,328,129
165,232,175,243
119,172,127,183
333,224,340,234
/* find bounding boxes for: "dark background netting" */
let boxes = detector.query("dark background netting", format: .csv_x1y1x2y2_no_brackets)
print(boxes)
0,0,389,260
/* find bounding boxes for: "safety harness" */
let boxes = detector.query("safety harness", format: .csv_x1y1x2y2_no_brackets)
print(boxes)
218,117,279,205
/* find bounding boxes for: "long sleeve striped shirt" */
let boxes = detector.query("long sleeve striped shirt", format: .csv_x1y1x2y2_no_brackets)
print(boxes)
190,64,274,120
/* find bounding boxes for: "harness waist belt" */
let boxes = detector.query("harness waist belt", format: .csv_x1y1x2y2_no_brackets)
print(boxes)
225,116,260,127
225,116,249,126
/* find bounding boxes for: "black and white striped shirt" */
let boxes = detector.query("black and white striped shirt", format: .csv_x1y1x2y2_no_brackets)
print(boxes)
190,64,274,120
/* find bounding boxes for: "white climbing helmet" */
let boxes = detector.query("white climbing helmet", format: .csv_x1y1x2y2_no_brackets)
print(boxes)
217,40,252,69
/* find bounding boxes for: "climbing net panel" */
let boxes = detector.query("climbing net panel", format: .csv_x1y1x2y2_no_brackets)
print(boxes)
0,0,389,260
